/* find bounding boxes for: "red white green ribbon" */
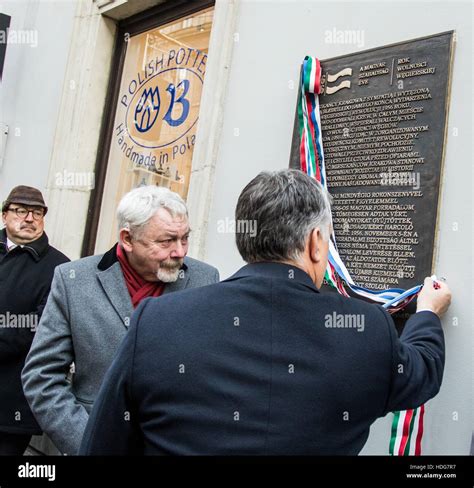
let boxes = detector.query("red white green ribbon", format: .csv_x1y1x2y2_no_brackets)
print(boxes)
389,406,425,455
298,55,425,455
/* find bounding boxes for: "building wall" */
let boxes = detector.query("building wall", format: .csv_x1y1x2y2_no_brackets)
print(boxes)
0,0,76,226
202,0,472,454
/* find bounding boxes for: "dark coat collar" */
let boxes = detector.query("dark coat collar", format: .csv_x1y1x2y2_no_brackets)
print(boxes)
97,243,188,272
226,261,320,293
0,228,50,262
97,243,119,271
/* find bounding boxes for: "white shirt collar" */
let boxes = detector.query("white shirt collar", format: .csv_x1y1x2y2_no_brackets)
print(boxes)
6,237,23,250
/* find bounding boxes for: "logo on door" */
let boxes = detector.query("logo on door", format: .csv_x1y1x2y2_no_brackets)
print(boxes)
126,67,203,149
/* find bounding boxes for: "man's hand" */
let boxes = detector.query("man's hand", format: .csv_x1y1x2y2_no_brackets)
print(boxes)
416,276,452,317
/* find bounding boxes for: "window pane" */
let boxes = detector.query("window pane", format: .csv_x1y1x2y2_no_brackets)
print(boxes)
95,7,214,252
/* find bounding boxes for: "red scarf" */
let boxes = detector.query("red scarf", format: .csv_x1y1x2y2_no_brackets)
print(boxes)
116,244,165,308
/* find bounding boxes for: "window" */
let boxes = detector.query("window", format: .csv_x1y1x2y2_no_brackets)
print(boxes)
88,3,214,254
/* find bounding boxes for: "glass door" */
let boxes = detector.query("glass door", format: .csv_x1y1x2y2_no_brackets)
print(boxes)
94,6,214,253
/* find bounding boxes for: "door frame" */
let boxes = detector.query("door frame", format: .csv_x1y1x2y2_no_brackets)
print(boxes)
81,0,215,256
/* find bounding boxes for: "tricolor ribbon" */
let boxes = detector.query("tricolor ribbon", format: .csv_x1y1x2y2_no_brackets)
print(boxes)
389,406,425,456
298,56,425,455
298,55,422,311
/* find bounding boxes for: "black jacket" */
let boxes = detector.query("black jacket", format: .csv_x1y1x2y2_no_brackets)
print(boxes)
0,228,69,434
80,262,445,455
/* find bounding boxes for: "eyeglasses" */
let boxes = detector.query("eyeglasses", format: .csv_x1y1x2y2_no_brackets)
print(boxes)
7,207,45,220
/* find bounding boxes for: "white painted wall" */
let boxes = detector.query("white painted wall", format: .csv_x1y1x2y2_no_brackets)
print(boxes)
0,0,76,236
204,0,473,454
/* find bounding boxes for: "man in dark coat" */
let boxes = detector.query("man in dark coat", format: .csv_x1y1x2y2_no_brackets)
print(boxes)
80,169,451,455
0,186,69,455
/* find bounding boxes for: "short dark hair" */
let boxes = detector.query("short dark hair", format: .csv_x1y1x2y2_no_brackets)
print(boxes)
235,169,332,263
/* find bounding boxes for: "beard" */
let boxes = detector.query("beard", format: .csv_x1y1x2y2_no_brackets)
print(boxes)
156,258,184,283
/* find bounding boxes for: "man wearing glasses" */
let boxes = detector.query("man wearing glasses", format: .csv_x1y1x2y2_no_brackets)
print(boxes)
0,185,69,455
22,185,219,455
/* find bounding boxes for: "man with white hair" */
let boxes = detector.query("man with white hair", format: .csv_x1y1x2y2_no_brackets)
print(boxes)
22,186,219,455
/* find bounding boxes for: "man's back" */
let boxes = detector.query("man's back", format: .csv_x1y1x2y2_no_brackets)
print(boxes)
80,262,444,455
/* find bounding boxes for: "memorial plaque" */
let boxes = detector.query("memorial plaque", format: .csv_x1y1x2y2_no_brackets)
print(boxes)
290,32,454,295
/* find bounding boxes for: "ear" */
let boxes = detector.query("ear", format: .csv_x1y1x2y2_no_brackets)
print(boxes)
2,212,7,226
309,228,323,263
119,228,133,253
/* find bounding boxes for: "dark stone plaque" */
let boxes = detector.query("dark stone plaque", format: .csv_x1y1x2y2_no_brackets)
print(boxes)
290,32,454,296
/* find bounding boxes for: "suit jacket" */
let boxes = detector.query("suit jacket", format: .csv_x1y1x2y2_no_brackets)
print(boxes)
21,245,219,454
79,262,445,455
